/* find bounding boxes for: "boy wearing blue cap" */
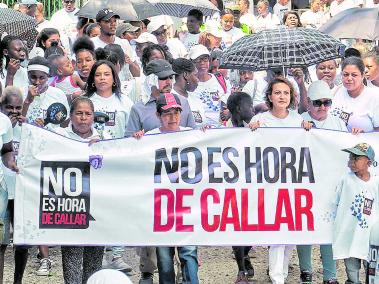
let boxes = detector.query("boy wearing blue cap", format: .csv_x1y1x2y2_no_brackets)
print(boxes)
332,143,379,284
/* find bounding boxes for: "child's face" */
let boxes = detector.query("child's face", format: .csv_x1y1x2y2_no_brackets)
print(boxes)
58,56,74,76
348,154,371,173
221,14,234,31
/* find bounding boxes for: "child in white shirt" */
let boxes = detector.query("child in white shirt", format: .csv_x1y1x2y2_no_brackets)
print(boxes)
332,143,379,284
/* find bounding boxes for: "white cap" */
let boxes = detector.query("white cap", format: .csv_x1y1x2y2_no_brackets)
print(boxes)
204,21,223,38
132,32,158,44
87,269,132,284
19,0,38,4
307,80,333,101
188,44,210,60
147,17,166,33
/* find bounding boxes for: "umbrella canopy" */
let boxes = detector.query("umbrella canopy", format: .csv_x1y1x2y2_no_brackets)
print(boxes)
319,8,379,40
220,27,345,71
146,0,219,17
76,0,161,21
0,9,38,50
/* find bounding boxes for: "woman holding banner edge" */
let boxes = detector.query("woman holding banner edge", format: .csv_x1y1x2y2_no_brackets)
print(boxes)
249,77,312,284
54,97,109,283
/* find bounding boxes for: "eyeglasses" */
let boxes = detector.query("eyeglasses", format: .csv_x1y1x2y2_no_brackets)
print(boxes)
194,56,210,64
152,29,167,36
312,99,332,107
63,0,75,4
159,75,174,80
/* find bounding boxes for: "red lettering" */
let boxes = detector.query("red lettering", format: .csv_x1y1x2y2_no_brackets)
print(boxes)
241,189,258,230
200,188,220,232
175,189,194,232
220,189,241,231
153,189,175,232
294,189,314,231
41,212,53,224
274,189,295,231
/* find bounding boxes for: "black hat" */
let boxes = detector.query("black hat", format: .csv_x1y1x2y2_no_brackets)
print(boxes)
145,59,176,79
156,93,182,112
96,8,120,22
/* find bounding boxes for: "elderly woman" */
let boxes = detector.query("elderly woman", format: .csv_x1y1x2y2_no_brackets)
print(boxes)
330,56,379,132
297,80,362,284
0,87,26,284
363,52,379,88
283,11,302,28
249,77,312,284
253,0,280,32
300,0,328,28
55,97,108,283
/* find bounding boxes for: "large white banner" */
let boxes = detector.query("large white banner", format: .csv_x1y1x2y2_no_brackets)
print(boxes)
13,124,379,246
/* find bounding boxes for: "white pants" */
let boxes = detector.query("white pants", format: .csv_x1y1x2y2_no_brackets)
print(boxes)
269,245,295,284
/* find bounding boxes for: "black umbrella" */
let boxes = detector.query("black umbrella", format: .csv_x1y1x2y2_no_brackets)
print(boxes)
76,0,161,21
147,0,218,17
220,27,345,71
0,9,37,49
319,8,379,41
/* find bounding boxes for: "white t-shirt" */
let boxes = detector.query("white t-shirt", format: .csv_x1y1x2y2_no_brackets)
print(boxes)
301,111,348,131
273,2,291,23
254,13,281,32
250,109,303,127
89,93,133,139
91,36,135,61
172,89,206,127
146,126,192,135
49,8,79,39
180,32,200,52
330,0,357,17
0,67,29,98
193,74,230,126
0,113,13,195
54,123,112,141
242,78,268,106
221,28,244,49
366,80,379,89
330,86,379,132
165,38,188,59
239,13,256,29
300,10,328,29
25,86,69,129
332,172,379,260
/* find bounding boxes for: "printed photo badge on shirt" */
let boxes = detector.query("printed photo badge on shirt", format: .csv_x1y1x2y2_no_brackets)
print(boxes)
39,161,95,229
43,103,68,126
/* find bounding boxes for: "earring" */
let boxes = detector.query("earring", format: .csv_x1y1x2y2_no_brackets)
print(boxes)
112,82,116,87
92,83,95,87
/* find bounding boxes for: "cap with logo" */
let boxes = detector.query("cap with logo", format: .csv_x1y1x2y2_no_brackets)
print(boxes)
307,80,333,101
96,8,120,22
188,44,210,60
116,23,139,37
145,59,176,79
342,142,375,161
131,32,158,44
156,93,182,112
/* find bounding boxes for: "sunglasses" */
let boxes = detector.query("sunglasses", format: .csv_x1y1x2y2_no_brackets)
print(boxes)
312,99,332,107
159,75,174,80
63,0,75,4
152,29,167,36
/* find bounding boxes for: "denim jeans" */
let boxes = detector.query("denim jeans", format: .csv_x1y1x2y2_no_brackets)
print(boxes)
156,246,199,284
344,257,363,284
297,244,336,280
